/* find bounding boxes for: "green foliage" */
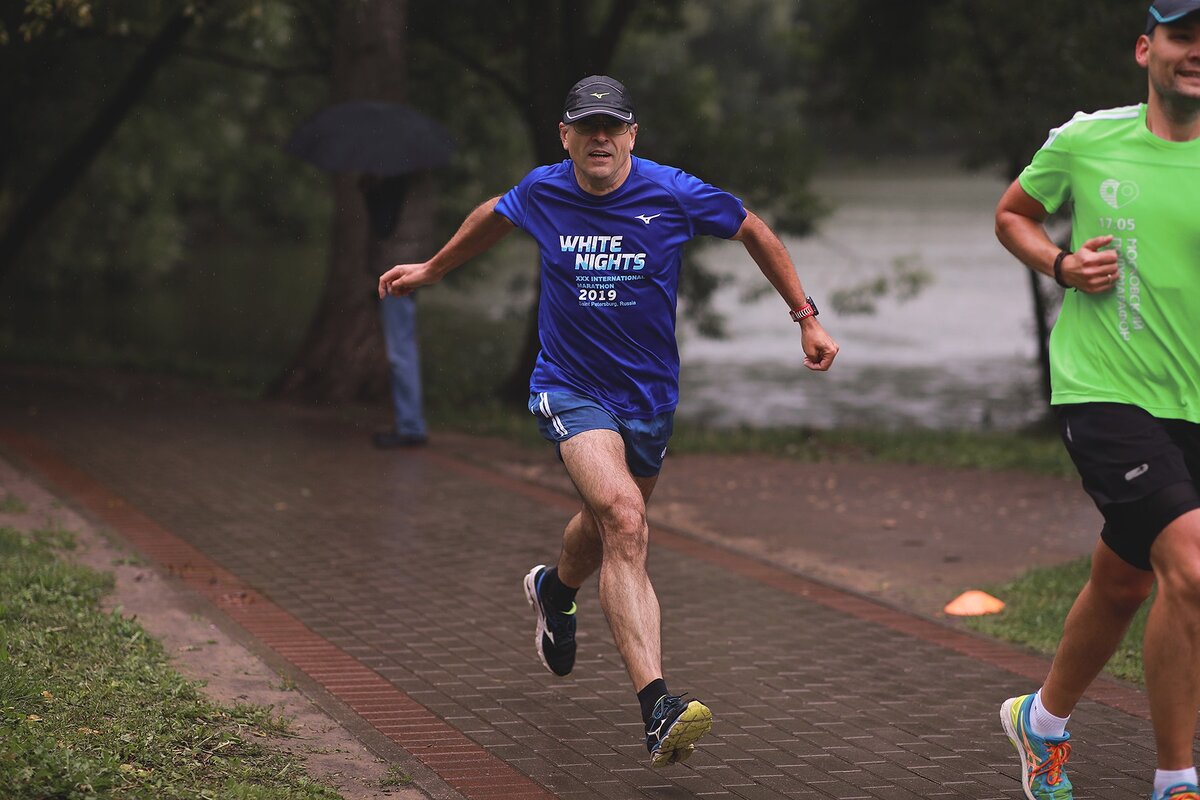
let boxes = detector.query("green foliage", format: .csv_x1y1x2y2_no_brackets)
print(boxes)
831,254,933,315
619,0,822,235
379,765,412,788
965,556,1150,684
1,1,328,294
0,493,27,513
814,0,1146,175
2,0,94,44
0,525,341,799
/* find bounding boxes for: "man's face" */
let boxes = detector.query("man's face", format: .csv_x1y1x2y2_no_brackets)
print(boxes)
558,115,638,194
1138,17,1200,107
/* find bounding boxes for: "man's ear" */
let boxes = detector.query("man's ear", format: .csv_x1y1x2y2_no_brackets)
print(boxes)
1135,33,1152,68
559,123,570,151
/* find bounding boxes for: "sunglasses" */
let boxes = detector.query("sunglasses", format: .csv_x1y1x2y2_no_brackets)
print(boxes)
570,118,632,136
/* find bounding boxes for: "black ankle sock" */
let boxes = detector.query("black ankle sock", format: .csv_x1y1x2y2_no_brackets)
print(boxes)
540,567,579,612
637,678,669,726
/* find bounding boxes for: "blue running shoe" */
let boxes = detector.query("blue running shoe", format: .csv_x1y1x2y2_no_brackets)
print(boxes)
1000,694,1074,800
646,693,713,767
522,565,576,676
1154,784,1200,800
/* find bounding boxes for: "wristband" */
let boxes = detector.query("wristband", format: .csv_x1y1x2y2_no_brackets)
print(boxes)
789,297,819,323
1052,250,1071,289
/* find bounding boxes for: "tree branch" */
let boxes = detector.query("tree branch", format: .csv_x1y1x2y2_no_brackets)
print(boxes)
0,3,210,279
421,31,527,110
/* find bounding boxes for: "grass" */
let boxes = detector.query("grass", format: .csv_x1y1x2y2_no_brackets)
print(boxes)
1,493,28,513
0,525,343,800
963,555,1151,685
429,401,1075,477
667,422,1075,475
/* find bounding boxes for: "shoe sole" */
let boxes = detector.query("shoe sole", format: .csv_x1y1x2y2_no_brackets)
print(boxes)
650,700,713,767
1000,696,1038,800
523,565,556,676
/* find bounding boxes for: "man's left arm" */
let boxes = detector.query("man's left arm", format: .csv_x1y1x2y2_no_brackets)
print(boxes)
731,210,839,371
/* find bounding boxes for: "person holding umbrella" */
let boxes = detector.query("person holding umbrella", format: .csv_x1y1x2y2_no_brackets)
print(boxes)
378,75,838,766
285,101,455,448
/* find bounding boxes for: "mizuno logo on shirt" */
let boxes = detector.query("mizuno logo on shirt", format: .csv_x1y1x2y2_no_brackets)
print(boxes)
636,213,662,225
1125,463,1150,481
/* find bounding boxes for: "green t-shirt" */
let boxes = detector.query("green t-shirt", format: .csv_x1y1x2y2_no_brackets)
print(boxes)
1019,103,1200,422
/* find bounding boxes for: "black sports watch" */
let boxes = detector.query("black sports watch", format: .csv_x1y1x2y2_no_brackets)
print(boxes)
789,296,819,323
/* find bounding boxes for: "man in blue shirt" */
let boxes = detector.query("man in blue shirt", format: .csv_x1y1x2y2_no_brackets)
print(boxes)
379,75,838,766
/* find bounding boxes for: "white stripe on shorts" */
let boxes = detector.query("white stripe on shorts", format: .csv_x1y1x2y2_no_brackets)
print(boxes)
538,392,569,438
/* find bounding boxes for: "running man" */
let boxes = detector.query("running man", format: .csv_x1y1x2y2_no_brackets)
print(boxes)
378,75,838,766
994,3,1200,799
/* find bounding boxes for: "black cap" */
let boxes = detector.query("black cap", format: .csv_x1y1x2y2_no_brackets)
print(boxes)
1147,0,1200,32
562,75,635,125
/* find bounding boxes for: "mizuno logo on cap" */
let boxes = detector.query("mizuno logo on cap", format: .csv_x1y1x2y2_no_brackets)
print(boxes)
590,92,609,99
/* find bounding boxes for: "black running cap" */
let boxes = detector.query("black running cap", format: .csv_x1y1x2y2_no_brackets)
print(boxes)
1147,0,1200,32
562,76,635,125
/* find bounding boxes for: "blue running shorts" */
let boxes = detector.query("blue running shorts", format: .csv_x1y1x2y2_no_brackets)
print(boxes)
529,391,674,478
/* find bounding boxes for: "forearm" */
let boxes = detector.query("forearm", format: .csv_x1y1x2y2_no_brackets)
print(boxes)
996,209,1059,279
734,211,808,309
427,196,513,278
995,179,1058,278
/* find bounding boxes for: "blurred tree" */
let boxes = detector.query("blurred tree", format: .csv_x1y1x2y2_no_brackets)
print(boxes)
268,0,427,403
0,1,328,294
812,0,1145,404
3,0,825,407
0,1,213,281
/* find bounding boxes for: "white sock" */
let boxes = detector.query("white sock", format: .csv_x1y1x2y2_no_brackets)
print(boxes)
1029,689,1070,739
1154,767,1198,798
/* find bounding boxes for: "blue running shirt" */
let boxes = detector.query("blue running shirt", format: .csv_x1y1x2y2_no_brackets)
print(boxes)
495,156,746,418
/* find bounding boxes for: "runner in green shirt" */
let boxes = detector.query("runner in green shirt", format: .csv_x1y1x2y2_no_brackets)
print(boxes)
994,4,1200,799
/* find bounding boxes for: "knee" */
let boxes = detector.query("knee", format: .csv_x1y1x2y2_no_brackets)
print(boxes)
1155,559,1200,609
1093,574,1154,615
1091,544,1154,613
595,499,648,560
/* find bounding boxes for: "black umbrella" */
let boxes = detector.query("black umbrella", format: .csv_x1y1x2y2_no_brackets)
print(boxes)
284,101,455,176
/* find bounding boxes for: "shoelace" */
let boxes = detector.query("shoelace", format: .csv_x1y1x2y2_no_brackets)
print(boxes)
1031,740,1072,786
651,692,688,724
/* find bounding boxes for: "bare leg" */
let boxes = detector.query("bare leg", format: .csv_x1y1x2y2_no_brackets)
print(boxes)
1040,539,1155,717
556,474,656,589
558,429,662,690
1144,508,1200,770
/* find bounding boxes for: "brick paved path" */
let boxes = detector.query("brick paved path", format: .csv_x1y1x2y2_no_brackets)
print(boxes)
0,374,1162,799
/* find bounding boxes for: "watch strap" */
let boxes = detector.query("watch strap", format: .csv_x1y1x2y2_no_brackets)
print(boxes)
789,296,819,322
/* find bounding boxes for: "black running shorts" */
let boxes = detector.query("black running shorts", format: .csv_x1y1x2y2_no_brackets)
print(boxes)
1055,402,1200,570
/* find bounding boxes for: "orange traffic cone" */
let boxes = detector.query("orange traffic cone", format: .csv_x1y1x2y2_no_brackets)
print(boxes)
944,590,1006,616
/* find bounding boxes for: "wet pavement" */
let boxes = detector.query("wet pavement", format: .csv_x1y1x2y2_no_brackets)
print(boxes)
0,366,1162,799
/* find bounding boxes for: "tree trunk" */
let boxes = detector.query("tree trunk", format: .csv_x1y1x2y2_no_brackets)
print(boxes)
0,5,203,281
269,0,432,404
1027,269,1053,405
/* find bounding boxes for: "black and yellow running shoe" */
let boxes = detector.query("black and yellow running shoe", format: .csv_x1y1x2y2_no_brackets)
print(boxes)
522,564,577,676
646,693,713,767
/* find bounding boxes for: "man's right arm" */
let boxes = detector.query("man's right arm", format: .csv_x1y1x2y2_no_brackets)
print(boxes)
378,196,514,298
995,180,1117,294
